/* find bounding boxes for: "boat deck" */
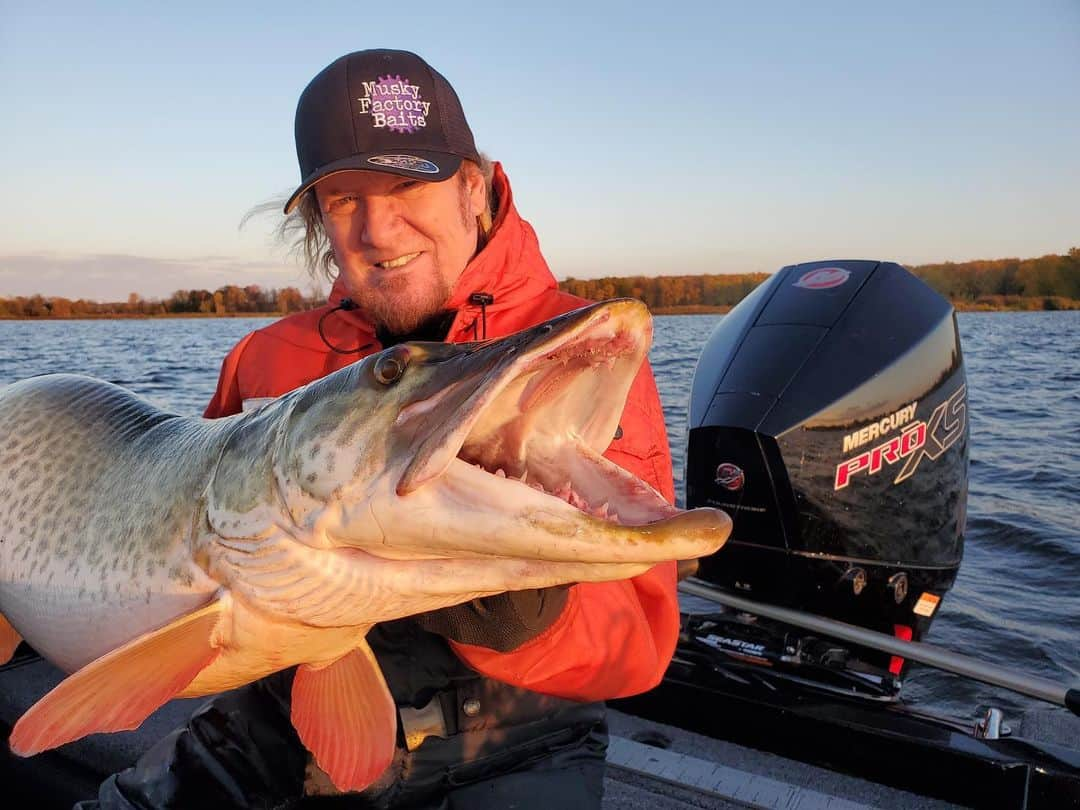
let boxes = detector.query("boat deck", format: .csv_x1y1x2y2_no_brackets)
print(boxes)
603,708,964,809
4,651,1076,808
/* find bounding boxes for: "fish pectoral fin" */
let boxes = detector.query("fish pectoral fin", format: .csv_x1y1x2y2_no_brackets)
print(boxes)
9,600,224,756
291,638,397,793
0,613,22,665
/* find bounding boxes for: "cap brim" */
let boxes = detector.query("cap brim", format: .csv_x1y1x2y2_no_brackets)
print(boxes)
283,151,464,214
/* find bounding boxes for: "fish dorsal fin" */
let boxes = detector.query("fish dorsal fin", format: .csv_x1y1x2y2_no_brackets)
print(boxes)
9,600,224,755
291,638,397,793
0,613,22,665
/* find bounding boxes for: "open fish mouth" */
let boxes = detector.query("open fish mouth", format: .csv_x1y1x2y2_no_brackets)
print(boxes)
457,301,674,526
389,299,724,561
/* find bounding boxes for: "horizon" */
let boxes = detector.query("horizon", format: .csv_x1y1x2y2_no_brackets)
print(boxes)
2,248,1075,306
3,1,1078,301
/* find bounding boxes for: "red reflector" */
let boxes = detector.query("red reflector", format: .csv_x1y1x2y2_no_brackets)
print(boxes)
890,625,913,676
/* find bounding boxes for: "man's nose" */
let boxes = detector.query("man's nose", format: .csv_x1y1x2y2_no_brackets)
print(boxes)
357,196,401,246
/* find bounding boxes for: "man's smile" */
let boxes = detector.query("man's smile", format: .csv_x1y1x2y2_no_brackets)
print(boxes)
374,252,422,271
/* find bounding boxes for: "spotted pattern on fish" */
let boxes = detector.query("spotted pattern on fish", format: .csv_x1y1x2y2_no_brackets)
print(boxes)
0,375,228,670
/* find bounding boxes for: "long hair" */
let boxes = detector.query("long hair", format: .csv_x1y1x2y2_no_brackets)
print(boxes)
245,155,496,283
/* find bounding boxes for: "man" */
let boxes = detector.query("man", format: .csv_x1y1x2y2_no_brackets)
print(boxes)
85,49,680,809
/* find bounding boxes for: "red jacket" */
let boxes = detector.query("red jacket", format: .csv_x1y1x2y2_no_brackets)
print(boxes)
205,164,678,700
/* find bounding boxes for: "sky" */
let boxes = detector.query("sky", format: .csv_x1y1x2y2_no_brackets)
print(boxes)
1,1,1077,301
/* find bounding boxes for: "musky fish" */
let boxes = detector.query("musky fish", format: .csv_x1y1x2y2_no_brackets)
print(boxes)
0,299,730,792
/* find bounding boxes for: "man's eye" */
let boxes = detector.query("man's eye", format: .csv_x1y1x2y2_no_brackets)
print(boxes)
326,196,358,213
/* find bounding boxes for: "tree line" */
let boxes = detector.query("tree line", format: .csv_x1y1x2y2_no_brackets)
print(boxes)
560,272,770,310
0,285,315,319
905,249,1079,309
1,250,1076,319
560,249,1079,312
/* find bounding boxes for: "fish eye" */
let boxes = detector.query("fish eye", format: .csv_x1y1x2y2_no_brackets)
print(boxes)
373,346,409,385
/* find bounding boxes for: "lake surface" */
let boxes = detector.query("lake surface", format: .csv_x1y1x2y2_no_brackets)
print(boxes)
0,310,1077,723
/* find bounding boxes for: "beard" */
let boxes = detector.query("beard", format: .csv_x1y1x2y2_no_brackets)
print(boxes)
357,267,454,336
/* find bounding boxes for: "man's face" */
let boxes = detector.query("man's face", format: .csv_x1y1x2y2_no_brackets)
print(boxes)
315,168,487,335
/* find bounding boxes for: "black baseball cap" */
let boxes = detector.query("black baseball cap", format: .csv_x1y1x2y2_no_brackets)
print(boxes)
284,49,481,214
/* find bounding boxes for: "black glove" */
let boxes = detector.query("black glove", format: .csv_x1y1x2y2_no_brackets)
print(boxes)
415,587,570,652
73,670,306,810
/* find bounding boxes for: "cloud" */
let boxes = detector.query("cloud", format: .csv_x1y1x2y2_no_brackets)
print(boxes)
0,252,318,302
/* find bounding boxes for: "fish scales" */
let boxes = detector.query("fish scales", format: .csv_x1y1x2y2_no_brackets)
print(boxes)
0,375,225,671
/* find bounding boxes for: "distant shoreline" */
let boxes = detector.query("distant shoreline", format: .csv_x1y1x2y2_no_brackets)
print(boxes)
653,299,1080,315
0,312,290,321
2,299,1077,321
5,250,1076,318
0,312,287,321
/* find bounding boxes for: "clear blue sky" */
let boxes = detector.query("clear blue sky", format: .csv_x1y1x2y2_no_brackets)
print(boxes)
2,1,1077,300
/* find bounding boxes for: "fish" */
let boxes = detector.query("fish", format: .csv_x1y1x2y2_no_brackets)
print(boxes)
0,299,730,792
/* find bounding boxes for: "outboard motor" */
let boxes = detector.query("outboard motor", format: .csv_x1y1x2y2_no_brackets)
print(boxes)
686,260,968,683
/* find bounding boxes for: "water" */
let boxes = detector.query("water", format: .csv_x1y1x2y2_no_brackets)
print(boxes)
0,311,1077,723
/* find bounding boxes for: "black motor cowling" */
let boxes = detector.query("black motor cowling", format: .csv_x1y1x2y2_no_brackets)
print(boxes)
687,260,968,650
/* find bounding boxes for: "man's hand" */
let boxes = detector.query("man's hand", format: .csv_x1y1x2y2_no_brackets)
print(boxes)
416,587,570,652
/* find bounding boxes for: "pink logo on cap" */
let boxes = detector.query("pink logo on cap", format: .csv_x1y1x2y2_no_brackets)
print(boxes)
356,75,431,134
793,267,851,290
